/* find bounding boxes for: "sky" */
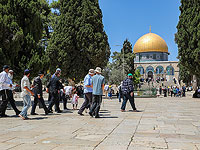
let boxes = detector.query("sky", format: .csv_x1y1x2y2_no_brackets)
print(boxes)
49,0,181,61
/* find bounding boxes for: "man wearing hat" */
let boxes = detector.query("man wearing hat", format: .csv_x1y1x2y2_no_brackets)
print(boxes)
89,67,105,118
78,69,95,115
121,73,139,112
2,70,21,116
31,71,49,115
18,69,34,120
0,65,12,117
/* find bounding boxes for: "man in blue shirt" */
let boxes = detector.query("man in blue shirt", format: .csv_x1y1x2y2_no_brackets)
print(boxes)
89,67,105,118
78,69,95,115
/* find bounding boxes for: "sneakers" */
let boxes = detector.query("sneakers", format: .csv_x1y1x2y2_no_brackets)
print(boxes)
121,109,125,112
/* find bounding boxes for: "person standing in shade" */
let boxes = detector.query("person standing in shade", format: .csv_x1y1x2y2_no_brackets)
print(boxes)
19,69,34,120
0,65,12,117
121,73,139,112
47,72,64,113
89,67,105,118
31,71,49,115
4,70,21,116
78,69,95,116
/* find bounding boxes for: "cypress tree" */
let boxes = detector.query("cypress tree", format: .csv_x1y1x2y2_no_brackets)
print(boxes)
46,0,110,81
0,0,50,79
175,0,200,79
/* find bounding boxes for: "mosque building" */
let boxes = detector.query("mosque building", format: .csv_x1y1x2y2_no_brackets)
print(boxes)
133,28,179,82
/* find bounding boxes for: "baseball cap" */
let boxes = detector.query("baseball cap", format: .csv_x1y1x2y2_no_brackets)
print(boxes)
89,69,95,75
95,67,102,73
9,70,14,73
3,65,9,70
128,73,133,77
56,68,61,72
24,69,30,74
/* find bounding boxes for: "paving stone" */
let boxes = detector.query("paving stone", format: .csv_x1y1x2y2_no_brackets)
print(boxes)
1,95,200,149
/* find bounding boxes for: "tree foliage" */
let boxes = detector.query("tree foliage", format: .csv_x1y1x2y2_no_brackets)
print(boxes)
175,0,200,79
178,63,192,85
46,0,110,81
103,39,136,85
0,0,50,79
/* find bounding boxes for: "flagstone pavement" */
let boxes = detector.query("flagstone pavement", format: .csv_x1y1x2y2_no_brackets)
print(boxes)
1,95,200,150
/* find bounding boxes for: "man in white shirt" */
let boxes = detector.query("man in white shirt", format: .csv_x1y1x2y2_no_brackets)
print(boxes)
18,69,34,120
63,85,73,109
0,65,12,117
1,70,21,116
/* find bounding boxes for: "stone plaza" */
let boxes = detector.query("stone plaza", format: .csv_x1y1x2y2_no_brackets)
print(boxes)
0,94,200,150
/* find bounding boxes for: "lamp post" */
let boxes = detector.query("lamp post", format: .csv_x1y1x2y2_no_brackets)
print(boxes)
114,45,124,79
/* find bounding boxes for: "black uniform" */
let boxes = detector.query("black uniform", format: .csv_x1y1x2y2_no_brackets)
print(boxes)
47,76,63,113
31,76,48,115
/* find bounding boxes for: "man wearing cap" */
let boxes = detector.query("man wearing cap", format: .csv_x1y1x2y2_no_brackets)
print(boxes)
0,65,12,117
2,70,21,116
31,71,49,115
89,67,105,118
78,69,95,116
18,69,34,120
121,73,138,112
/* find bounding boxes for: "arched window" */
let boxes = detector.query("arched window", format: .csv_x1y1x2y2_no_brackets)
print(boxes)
146,66,154,73
136,66,144,75
166,66,174,75
156,66,164,74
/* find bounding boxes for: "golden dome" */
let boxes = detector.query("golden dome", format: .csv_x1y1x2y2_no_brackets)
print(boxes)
133,33,168,54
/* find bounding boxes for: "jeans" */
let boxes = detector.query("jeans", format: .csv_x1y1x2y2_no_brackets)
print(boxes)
121,93,136,111
118,93,123,102
90,95,102,117
20,95,31,118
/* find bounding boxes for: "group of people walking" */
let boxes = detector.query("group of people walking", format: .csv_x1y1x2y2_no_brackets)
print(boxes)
0,64,139,120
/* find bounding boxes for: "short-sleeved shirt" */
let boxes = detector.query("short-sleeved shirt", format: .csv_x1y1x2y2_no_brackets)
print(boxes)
64,86,73,95
84,74,93,93
21,75,31,97
92,74,105,95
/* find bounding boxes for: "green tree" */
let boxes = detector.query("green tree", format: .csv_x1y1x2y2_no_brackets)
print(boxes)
106,39,136,85
46,0,110,81
0,0,50,79
178,63,192,86
175,0,200,85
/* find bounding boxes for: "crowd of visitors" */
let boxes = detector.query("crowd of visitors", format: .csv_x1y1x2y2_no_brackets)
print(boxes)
0,65,107,119
156,85,186,97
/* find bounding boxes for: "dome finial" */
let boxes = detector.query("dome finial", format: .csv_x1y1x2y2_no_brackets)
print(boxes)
149,26,151,33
